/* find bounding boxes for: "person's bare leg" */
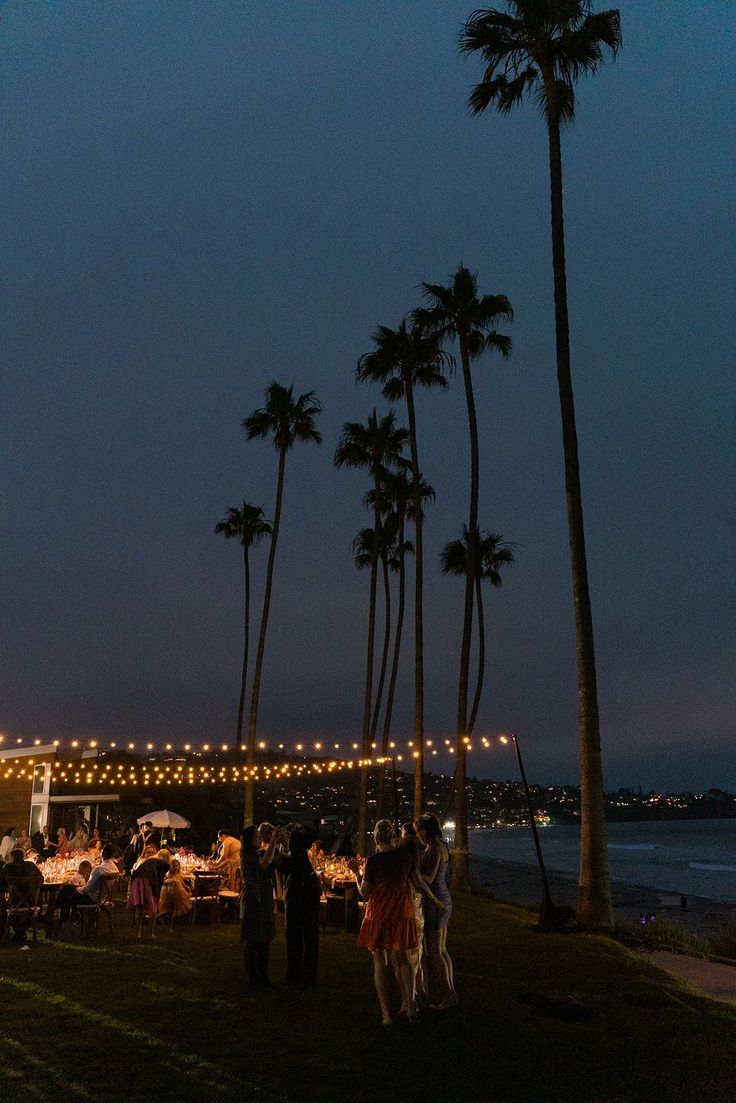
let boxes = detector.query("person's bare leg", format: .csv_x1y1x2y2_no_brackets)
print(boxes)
372,951,393,1025
436,926,454,997
392,951,416,1022
437,927,457,1004
426,929,451,1005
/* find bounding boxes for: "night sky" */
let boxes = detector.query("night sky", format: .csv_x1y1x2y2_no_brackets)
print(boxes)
1,2,733,790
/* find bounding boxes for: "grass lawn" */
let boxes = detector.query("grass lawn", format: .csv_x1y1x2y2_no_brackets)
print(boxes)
0,893,734,1103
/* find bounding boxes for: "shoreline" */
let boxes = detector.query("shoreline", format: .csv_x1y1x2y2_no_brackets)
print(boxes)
469,854,735,939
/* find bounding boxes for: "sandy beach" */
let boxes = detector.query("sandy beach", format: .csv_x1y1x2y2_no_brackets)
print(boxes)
470,854,735,940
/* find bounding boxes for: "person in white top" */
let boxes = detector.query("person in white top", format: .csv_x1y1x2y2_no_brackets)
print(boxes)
0,828,17,862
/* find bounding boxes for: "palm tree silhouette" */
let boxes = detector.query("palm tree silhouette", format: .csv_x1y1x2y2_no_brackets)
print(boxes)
242,382,322,825
215,502,272,751
358,322,450,818
335,410,407,852
460,1,621,927
413,265,512,886
441,527,516,737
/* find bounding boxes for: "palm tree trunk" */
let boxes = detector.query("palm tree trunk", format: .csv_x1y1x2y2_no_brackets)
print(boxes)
453,333,479,890
370,551,392,745
357,512,380,856
244,448,286,825
376,510,406,822
468,572,485,735
235,544,250,751
404,383,424,819
545,101,612,929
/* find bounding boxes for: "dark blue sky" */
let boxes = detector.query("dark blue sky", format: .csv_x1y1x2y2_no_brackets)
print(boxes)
1,2,733,789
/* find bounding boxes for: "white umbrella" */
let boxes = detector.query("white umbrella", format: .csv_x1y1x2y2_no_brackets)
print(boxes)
136,810,191,829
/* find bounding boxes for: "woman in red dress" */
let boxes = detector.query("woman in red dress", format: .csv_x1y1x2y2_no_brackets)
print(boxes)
352,819,444,1025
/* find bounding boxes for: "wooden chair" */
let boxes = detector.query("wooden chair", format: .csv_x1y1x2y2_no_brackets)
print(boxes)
218,867,241,922
190,872,220,926
71,874,118,938
1,879,41,945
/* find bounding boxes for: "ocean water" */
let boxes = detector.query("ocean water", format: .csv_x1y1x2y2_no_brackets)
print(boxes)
468,819,736,903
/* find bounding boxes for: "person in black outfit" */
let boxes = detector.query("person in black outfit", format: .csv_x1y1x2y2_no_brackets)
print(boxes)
141,821,162,851
276,826,321,987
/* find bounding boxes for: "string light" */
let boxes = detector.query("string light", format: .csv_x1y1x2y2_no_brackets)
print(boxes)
0,733,514,786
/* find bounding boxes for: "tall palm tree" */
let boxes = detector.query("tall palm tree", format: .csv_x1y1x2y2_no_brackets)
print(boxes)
367,467,435,821
441,527,516,735
335,410,407,853
242,382,322,825
357,322,451,818
214,502,273,751
413,265,512,888
461,1,621,928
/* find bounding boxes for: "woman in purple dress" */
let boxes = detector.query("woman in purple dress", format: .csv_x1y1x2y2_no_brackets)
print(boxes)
416,813,457,1009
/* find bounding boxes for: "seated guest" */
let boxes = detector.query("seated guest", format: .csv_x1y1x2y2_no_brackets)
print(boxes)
56,845,120,926
16,829,32,856
308,838,327,871
158,859,193,922
0,827,17,862
1,848,43,942
68,825,90,853
87,828,103,854
55,827,70,858
68,860,93,888
210,829,242,890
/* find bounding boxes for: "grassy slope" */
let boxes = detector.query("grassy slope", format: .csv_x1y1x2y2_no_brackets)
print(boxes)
0,894,734,1103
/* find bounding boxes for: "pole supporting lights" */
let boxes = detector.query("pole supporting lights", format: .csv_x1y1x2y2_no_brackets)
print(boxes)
505,732,574,933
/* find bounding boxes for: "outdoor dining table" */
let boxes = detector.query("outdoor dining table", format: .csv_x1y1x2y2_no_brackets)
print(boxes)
322,877,361,932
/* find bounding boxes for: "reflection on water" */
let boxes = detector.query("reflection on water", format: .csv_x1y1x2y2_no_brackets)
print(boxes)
469,819,736,903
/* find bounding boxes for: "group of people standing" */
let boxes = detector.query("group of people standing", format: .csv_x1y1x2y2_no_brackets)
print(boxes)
240,821,321,990
353,814,456,1024
238,812,456,1025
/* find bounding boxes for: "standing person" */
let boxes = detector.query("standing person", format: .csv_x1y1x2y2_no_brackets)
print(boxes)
32,824,50,857
141,821,161,851
210,829,242,890
416,812,456,1009
398,823,427,1011
0,828,17,862
127,847,170,938
276,826,321,987
352,819,444,1026
123,824,144,875
258,822,283,910
240,824,280,990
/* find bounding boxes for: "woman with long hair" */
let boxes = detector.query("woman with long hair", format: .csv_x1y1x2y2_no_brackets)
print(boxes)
353,819,444,1026
416,812,456,1009
240,824,281,990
